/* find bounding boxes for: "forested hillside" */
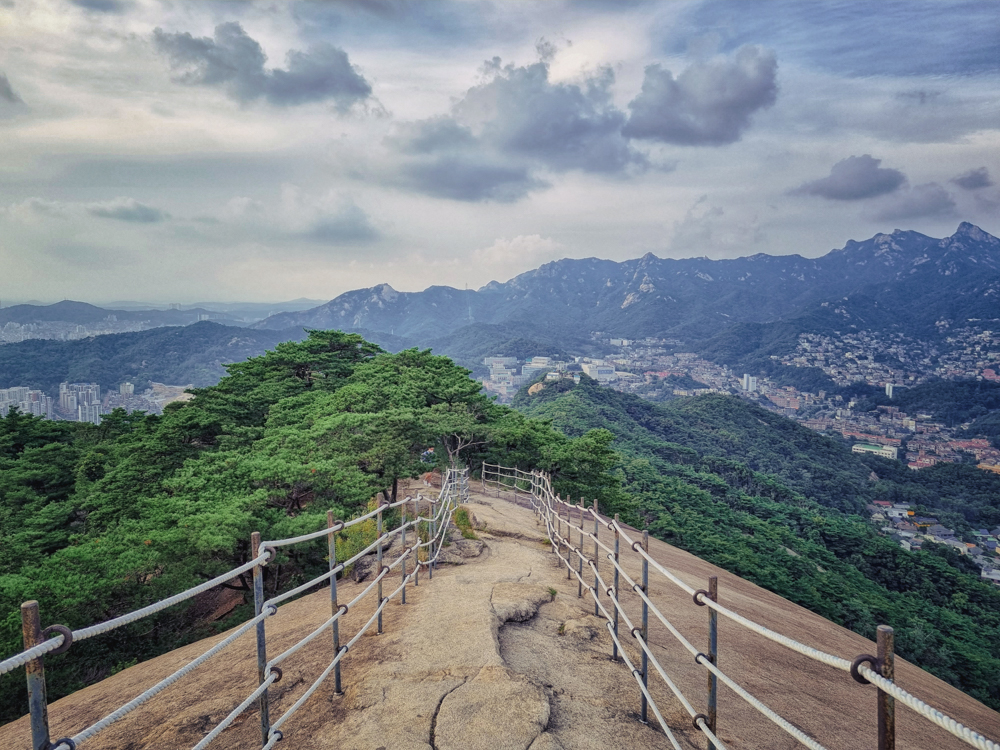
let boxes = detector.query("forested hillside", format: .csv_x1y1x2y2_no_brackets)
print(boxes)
0,322,306,394
515,377,1000,709
0,332,622,722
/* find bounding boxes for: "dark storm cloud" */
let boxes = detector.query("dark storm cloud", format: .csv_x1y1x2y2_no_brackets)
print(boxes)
401,156,545,203
0,73,23,104
623,45,777,145
793,155,906,201
153,22,372,110
86,198,167,223
951,167,994,191
665,1,1000,77
873,183,957,221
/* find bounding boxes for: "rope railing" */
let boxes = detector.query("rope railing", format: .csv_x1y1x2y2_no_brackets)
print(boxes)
6,466,469,750
482,463,1000,750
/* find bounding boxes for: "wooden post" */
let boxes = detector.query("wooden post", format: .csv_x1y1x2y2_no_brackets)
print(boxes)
612,514,620,662
577,500,584,598
401,501,408,605
251,532,270,744
707,576,718,749
414,495,421,586
21,601,50,750
326,512,343,695
640,530,649,724
593,498,600,617
877,625,895,750
377,500,384,635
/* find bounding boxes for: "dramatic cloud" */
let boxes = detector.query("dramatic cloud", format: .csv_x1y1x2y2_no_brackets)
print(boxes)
873,182,957,221
153,22,372,109
400,156,544,203
951,167,994,190
86,198,167,223
623,45,777,145
793,155,906,201
303,203,378,244
387,55,641,202
0,73,23,104
455,59,637,173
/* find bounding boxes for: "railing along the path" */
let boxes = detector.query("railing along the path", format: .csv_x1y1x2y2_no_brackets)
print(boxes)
482,463,999,750
3,467,471,750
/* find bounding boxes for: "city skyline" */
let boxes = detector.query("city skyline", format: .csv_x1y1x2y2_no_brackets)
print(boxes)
1,1,998,304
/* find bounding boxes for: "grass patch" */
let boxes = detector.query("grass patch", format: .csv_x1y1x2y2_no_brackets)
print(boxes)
547,587,558,601
454,507,478,540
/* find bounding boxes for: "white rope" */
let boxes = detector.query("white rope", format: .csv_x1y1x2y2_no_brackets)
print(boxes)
858,666,1000,750
72,550,271,642
191,673,277,750
51,609,273,750
263,495,413,548
0,637,66,676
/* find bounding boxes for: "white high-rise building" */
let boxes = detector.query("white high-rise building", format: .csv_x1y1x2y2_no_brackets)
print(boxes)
742,374,758,392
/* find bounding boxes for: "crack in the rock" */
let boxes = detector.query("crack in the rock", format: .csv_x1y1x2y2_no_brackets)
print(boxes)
429,677,468,750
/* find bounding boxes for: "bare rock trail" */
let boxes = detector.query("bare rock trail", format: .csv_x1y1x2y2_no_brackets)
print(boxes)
3,488,999,749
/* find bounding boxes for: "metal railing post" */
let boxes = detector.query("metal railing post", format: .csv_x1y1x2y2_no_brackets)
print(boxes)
641,530,649,724
414,495,421,587
707,575,718,749
613,514,620,662
251,532,270,745
577,500,584,598
401,500,408,605
593,498,600,617
566,499,572,580
326,512,343,695
21,601,50,750
429,496,436,580
377,500,384,635
878,625,895,750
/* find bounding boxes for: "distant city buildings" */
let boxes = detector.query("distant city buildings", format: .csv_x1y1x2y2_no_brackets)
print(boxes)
742,374,758,393
0,386,54,418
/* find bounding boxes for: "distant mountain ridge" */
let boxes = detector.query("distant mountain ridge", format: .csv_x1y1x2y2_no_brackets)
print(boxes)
0,322,307,394
254,223,1000,353
0,300,243,327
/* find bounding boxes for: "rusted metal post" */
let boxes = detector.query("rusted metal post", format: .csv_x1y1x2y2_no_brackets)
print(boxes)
326,512,343,695
707,576,718,749
877,625,895,750
414,495,421,587
640,530,649,723
377,501,384,634
401,501,408,605
429,496,436,580
21,601,50,750
613,514,620,662
251,532,270,743
577,500,584,597
593,498,600,617
566,499,572,580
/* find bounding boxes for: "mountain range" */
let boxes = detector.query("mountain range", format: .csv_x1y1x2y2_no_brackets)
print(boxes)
253,223,1000,363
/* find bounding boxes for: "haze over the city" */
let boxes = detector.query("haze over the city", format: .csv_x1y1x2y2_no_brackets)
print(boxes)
1,0,998,304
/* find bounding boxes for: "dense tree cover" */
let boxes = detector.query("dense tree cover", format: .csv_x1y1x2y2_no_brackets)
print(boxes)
0,331,614,722
516,378,1000,708
0,322,306,394
856,379,1000,427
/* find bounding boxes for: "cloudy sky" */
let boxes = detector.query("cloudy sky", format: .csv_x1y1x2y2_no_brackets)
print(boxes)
1,1,998,304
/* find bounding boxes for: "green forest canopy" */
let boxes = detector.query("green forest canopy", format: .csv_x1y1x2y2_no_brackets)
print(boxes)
515,377,1000,709
3,331,1000,720
0,331,617,722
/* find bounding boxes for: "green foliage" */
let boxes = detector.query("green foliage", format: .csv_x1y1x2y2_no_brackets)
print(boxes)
856,379,1000,428
515,377,1000,708
454,507,478,540
0,321,305,394
0,331,612,722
